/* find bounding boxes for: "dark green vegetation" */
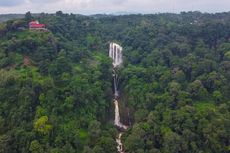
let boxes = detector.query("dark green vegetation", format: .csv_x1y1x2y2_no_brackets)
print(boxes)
0,11,230,153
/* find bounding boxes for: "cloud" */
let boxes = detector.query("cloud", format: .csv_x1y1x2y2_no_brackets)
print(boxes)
29,0,62,3
93,0,127,4
0,0,25,7
0,0,230,14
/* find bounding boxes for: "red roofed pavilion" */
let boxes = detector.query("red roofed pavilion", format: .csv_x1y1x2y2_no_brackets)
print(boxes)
29,20,46,30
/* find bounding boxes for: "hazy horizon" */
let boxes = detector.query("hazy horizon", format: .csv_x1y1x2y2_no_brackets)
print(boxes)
0,0,230,15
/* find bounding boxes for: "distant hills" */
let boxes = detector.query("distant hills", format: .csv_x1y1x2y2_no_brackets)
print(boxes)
0,11,140,22
0,13,45,22
0,14,25,22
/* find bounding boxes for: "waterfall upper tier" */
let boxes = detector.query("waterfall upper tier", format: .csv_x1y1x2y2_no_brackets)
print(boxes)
109,42,123,67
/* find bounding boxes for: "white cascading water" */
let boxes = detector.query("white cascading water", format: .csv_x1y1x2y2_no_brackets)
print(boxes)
109,42,123,67
116,133,125,153
114,100,128,130
109,42,128,153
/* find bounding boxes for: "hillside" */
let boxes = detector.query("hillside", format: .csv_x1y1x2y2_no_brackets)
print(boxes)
0,12,230,153
0,13,45,22
0,14,24,22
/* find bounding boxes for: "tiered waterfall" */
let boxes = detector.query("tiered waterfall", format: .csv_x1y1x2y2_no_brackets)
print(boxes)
109,42,128,153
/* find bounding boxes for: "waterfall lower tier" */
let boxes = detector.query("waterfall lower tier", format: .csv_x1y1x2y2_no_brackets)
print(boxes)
116,133,124,153
114,100,128,130
113,75,127,153
114,99,127,153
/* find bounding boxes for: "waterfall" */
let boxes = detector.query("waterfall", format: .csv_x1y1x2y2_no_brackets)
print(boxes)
114,100,128,130
109,42,127,153
109,43,123,67
114,73,120,97
116,133,125,153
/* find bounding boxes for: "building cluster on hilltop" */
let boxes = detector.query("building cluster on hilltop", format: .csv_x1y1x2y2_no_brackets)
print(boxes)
29,20,46,30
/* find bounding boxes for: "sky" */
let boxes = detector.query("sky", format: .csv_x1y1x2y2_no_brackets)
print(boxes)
0,0,230,14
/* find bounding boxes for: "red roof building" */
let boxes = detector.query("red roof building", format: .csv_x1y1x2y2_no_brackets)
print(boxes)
29,21,45,29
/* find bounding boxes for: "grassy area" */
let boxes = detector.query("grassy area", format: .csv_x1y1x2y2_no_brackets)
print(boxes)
14,30,31,38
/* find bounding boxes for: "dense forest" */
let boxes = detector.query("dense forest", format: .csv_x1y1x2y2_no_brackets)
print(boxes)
0,11,230,153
